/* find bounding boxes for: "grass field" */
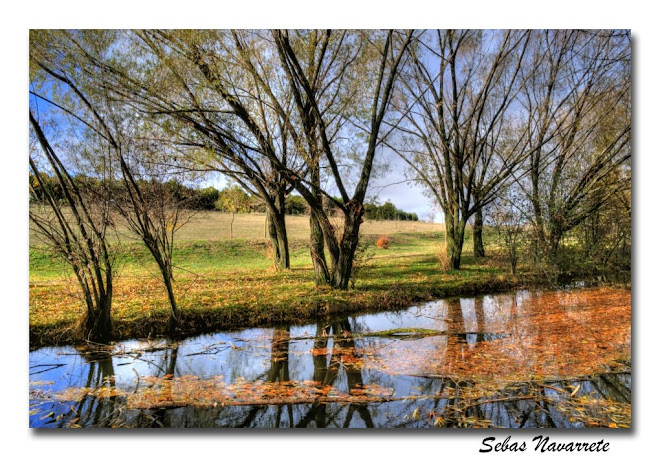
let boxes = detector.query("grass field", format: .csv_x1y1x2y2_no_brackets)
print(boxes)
29,211,447,279
29,209,443,246
30,211,520,348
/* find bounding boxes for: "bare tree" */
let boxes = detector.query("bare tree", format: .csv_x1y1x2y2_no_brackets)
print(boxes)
269,29,414,288
393,29,532,269
487,189,529,275
517,30,631,261
91,30,298,271
30,30,194,327
29,110,116,342
577,174,631,276
29,31,120,342
111,138,192,326
91,29,413,289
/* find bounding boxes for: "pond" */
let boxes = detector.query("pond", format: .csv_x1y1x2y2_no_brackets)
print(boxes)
29,286,631,428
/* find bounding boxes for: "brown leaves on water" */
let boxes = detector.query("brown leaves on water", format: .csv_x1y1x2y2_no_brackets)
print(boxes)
39,287,631,427
54,376,397,409
556,393,631,428
309,345,369,369
366,288,631,385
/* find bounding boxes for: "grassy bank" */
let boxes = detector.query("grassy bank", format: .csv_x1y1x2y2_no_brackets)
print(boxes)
29,213,549,348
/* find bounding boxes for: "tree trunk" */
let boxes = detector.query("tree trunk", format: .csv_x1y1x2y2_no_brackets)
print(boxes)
473,206,486,258
330,201,363,290
445,209,466,270
80,287,113,342
548,228,563,264
230,211,235,240
266,206,290,270
530,154,549,256
309,211,330,285
274,211,290,270
162,271,179,327
147,244,180,326
266,208,281,265
308,167,330,284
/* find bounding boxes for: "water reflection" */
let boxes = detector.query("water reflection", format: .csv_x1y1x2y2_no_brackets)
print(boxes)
30,351,123,427
29,287,631,428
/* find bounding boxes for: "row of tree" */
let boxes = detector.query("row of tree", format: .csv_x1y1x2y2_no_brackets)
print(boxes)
29,29,631,342
364,202,419,221
31,174,418,220
30,174,215,209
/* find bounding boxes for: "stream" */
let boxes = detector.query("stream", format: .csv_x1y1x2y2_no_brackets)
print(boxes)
29,286,631,428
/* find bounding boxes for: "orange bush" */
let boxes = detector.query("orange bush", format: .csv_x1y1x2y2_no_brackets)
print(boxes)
375,236,390,249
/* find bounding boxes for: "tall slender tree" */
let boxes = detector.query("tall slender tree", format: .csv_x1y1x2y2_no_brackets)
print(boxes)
30,30,190,325
394,30,532,269
516,30,631,262
29,31,118,342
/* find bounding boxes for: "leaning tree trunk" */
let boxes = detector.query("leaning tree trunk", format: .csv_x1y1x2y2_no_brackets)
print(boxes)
473,206,486,258
145,242,180,326
162,269,179,329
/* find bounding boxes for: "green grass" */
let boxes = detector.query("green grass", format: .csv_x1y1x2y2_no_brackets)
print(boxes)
30,211,454,278
29,212,518,348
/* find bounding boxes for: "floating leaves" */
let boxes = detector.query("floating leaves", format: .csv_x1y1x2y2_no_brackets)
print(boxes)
366,287,631,386
54,376,401,410
30,287,631,428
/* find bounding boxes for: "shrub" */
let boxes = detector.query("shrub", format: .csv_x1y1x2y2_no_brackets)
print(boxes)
376,236,390,249
435,244,451,271
285,195,308,215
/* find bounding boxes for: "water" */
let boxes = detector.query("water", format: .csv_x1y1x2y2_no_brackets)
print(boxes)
29,287,631,428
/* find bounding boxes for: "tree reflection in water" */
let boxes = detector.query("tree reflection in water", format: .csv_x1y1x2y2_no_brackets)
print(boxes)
29,287,631,428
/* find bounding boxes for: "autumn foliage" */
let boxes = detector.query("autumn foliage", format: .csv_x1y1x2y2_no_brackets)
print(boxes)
376,236,390,249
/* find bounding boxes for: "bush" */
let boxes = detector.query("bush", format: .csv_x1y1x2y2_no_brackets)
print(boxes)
435,244,451,271
215,185,252,213
376,236,390,249
285,195,308,215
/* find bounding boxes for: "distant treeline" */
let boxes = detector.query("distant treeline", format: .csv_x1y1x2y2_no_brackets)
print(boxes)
30,174,222,211
30,176,418,221
363,201,418,221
